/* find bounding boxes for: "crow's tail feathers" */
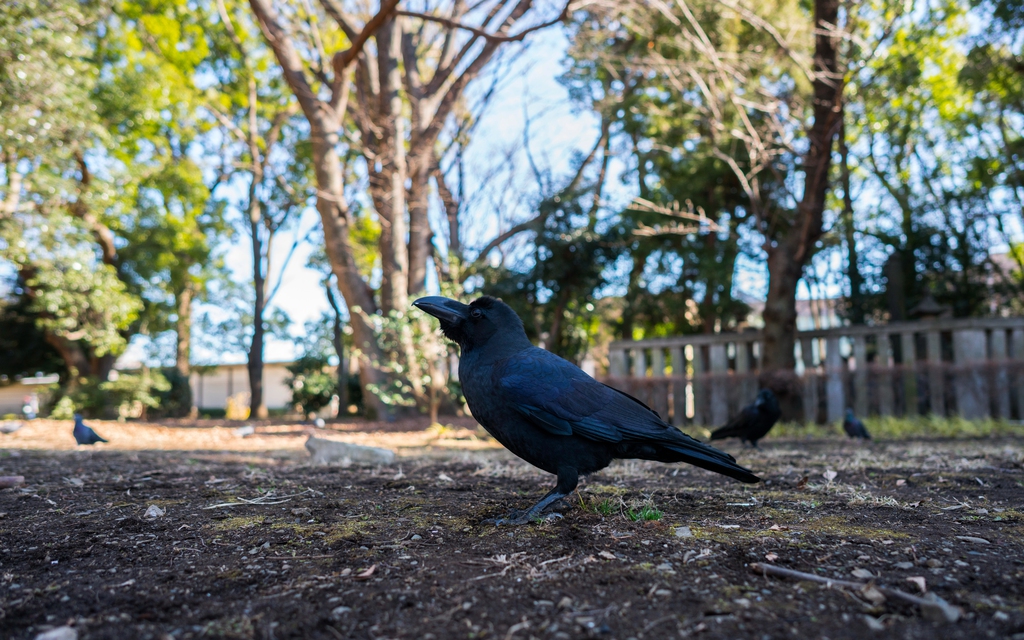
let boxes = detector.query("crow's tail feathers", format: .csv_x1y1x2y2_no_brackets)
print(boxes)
652,432,760,483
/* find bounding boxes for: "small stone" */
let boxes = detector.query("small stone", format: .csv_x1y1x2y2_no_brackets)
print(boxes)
558,596,573,610
331,606,352,619
656,562,674,573
144,505,165,518
733,598,751,608
926,559,943,568
893,562,914,570
411,534,422,541
675,526,693,538
955,536,990,545
654,589,672,597
34,627,77,640
291,508,312,517
863,616,885,632
920,593,962,623
305,436,395,466
851,568,874,579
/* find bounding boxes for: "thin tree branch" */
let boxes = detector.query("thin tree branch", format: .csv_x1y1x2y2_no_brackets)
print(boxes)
395,1,570,44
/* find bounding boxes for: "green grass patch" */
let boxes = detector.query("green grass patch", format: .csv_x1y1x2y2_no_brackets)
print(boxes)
627,504,663,522
771,415,1022,440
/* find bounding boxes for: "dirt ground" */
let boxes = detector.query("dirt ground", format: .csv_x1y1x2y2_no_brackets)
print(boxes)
1,419,1023,640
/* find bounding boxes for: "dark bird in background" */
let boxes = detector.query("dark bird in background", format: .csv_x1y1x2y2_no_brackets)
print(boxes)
709,389,781,448
414,295,759,525
73,414,107,445
843,408,871,440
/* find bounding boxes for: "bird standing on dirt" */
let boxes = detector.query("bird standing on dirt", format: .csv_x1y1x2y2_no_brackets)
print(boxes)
709,389,781,448
414,295,759,525
73,414,107,445
842,408,871,440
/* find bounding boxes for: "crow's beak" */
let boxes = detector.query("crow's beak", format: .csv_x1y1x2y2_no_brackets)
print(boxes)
413,296,471,325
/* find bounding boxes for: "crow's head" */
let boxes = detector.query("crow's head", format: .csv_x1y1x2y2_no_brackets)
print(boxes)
755,388,777,409
413,295,526,352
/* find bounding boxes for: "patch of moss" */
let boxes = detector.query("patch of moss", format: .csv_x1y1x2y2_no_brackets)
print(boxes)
212,516,267,531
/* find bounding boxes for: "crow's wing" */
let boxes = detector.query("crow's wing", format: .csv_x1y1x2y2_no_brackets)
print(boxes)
494,348,758,482
495,348,672,443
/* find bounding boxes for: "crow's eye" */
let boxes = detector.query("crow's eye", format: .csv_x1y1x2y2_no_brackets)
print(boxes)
470,309,483,319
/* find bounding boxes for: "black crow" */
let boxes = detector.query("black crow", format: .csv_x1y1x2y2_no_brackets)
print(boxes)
709,389,781,448
843,408,870,440
413,295,759,525
73,414,107,445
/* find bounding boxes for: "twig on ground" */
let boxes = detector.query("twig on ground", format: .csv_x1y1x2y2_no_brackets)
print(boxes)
749,563,962,622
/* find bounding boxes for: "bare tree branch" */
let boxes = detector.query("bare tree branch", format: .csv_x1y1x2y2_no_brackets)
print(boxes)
396,1,570,44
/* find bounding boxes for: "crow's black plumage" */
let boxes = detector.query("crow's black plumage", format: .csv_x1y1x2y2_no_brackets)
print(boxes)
843,408,870,440
73,414,107,445
414,295,759,525
709,389,781,448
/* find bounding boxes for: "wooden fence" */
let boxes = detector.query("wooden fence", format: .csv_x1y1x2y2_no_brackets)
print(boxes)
603,317,1024,426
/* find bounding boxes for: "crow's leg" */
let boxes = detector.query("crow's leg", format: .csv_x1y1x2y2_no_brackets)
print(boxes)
486,467,579,526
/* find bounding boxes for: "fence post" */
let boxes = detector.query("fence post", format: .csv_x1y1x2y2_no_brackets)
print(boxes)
670,347,685,427
650,348,665,377
800,337,818,423
853,335,869,418
926,330,944,415
709,343,729,426
877,333,894,417
990,329,1009,419
825,336,844,423
631,348,646,378
609,348,627,377
691,345,705,426
901,332,918,416
952,329,989,419
1013,329,1024,420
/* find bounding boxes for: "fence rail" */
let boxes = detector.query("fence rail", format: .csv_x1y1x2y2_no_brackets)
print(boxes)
603,317,1024,426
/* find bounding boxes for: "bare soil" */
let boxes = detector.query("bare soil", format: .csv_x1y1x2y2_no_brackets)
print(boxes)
1,420,1023,640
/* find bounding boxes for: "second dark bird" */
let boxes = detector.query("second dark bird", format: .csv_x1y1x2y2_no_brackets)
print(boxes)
843,408,871,440
709,389,781,448
73,414,107,445
414,295,759,525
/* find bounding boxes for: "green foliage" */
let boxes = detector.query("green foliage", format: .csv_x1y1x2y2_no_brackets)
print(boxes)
286,355,336,416
148,367,193,418
50,369,171,419
626,504,663,522
0,280,66,380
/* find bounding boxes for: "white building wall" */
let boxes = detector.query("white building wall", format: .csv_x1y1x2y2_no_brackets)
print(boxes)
190,363,298,411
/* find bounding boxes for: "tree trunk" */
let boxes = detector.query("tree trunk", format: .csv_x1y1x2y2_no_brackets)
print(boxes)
44,333,92,384
760,0,842,374
371,17,410,315
325,282,347,416
248,208,267,419
175,284,193,377
407,152,432,295
759,0,841,421
314,132,390,419
839,117,864,324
